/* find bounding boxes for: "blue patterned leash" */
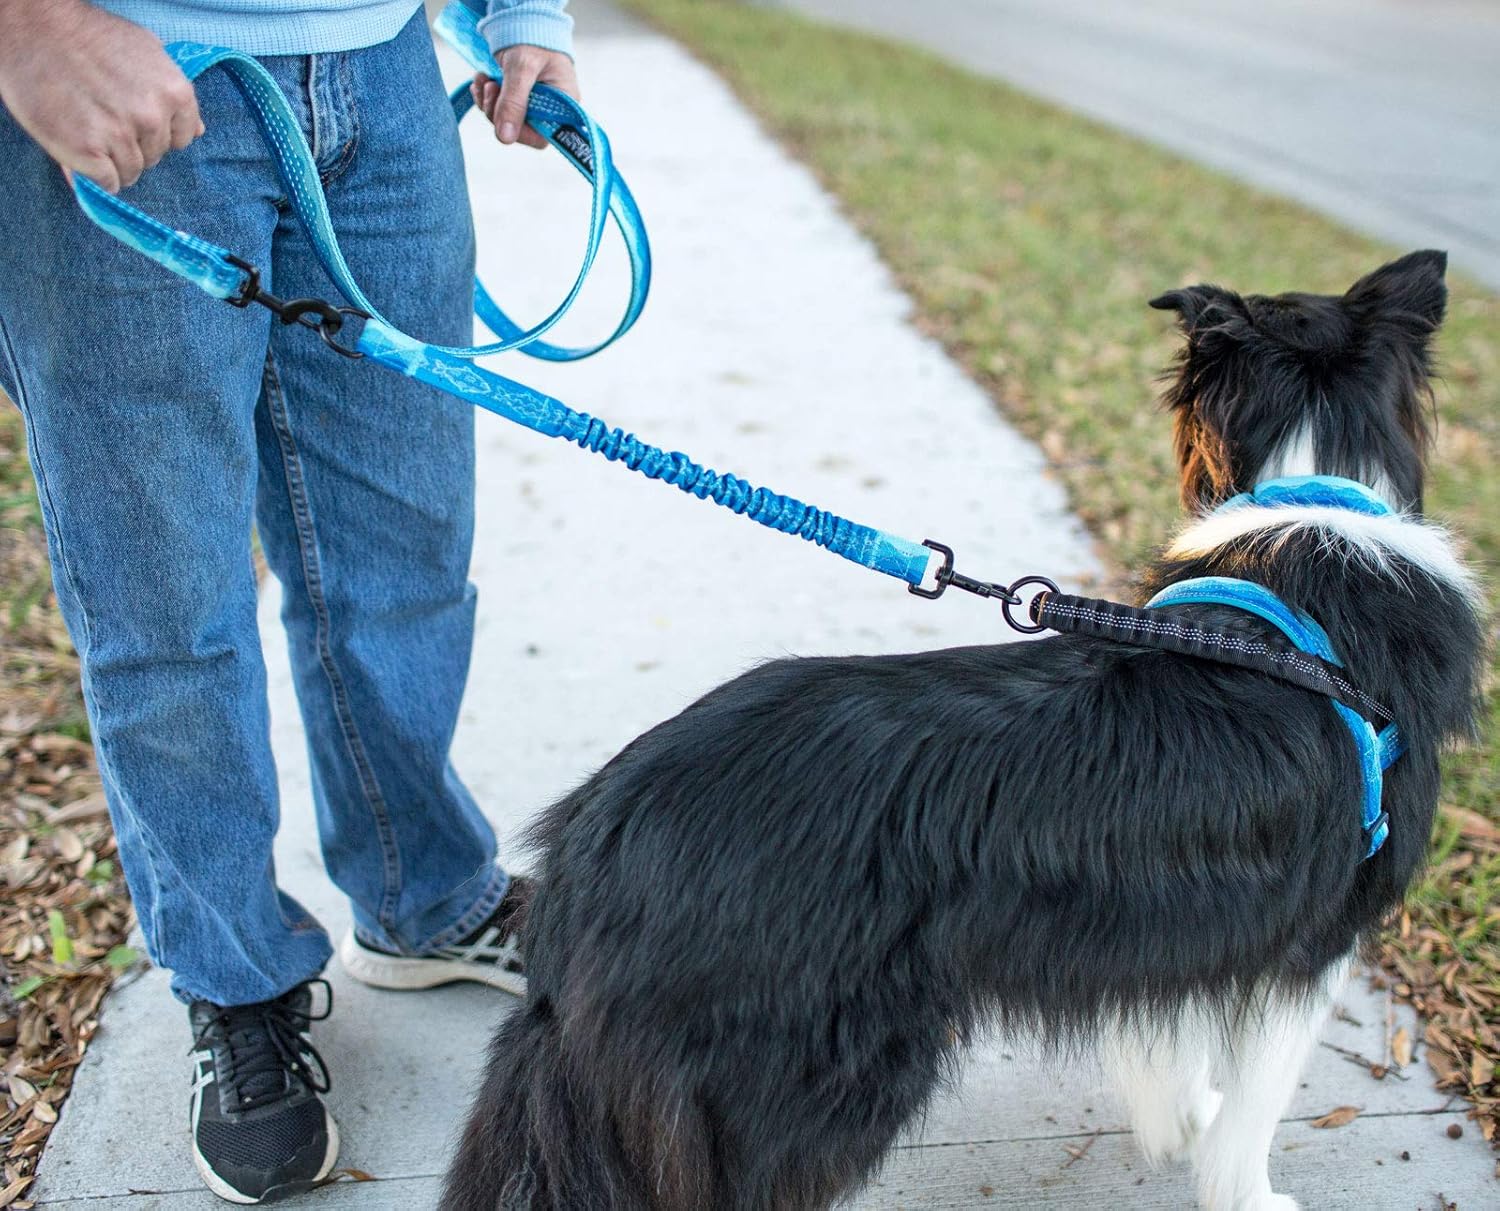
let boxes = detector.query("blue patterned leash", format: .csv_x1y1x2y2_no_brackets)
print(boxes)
68,0,937,589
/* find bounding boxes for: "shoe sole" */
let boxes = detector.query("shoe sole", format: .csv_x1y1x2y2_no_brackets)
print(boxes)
337,930,527,997
193,1106,340,1205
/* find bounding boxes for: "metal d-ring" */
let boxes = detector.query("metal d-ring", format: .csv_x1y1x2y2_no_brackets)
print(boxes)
1001,575,1059,634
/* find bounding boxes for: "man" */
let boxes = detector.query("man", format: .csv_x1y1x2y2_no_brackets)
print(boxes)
0,0,574,1200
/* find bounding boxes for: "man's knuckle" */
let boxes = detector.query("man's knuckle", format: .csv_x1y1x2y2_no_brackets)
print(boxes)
166,79,197,110
128,99,162,130
83,124,125,160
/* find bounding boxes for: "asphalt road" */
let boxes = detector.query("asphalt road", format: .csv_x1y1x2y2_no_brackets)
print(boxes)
774,0,1500,290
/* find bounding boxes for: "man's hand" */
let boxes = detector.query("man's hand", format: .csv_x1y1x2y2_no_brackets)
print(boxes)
470,45,579,150
0,0,203,193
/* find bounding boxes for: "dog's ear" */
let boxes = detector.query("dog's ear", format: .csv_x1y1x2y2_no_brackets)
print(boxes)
1148,284,1239,333
1343,250,1447,336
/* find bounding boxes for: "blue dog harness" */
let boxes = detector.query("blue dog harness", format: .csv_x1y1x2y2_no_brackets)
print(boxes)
1035,475,1403,861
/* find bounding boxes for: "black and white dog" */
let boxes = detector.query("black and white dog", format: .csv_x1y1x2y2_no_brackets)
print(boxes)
445,250,1484,1210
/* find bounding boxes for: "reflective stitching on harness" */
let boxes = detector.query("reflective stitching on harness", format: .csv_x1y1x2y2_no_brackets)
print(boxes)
1040,599,1389,721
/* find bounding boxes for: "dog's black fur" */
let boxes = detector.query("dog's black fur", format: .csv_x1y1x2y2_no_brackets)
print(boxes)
444,251,1484,1210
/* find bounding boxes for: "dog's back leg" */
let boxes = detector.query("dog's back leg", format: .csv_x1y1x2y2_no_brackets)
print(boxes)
1191,959,1351,1211
1101,1013,1223,1166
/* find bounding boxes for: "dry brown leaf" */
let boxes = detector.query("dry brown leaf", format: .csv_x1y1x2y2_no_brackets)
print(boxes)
1392,1026,1413,1067
28,1102,55,1125
320,1168,378,1184
0,1174,34,1209
26,735,85,756
4,1077,36,1107
0,710,41,735
1310,1105,1361,1129
1441,804,1500,846
43,794,107,826
1472,1052,1495,1088
9,1116,50,1152
49,828,83,863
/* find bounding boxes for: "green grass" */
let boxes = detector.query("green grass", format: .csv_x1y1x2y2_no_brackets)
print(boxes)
620,0,1500,1112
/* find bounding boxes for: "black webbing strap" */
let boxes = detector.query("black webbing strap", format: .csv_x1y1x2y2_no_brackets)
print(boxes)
1031,592,1394,728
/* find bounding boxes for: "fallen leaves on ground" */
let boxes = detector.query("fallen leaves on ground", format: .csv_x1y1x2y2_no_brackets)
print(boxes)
1,721,138,1206
1393,1025,1414,1068
1309,1105,1362,1129
1379,899,1500,1146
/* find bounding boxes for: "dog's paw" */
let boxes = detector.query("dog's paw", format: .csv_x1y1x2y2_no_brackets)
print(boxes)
1136,1087,1223,1165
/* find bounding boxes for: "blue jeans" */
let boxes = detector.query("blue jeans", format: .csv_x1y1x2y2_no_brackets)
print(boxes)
0,11,508,1006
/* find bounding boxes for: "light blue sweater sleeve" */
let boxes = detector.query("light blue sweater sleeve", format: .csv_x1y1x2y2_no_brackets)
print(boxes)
480,0,574,58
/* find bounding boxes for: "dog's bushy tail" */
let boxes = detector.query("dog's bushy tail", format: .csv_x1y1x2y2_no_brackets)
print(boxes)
442,1003,596,1211
446,1000,719,1211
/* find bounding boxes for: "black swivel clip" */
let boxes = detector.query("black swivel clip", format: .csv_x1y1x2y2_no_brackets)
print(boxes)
908,540,1058,635
225,256,369,359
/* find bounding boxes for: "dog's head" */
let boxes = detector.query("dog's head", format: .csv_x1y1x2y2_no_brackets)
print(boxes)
1153,250,1446,513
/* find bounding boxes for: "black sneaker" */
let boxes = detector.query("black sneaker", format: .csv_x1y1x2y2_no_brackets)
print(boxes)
187,980,339,1204
338,875,530,996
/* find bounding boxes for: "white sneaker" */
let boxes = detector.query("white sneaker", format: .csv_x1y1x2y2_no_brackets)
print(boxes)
338,876,529,996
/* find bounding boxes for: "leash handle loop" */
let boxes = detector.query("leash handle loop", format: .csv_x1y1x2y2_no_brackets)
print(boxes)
69,1,650,363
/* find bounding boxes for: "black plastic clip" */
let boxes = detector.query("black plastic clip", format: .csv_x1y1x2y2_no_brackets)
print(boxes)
908,540,1058,634
225,255,369,359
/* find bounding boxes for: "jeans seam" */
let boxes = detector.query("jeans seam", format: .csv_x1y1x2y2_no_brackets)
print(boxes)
308,52,359,188
359,863,508,954
319,131,360,189
321,52,360,187
0,311,170,952
259,350,404,929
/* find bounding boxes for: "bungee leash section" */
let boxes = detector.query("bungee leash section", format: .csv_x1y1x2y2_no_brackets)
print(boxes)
70,6,1399,858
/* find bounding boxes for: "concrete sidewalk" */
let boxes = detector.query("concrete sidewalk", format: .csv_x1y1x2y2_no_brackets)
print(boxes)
31,7,1497,1209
